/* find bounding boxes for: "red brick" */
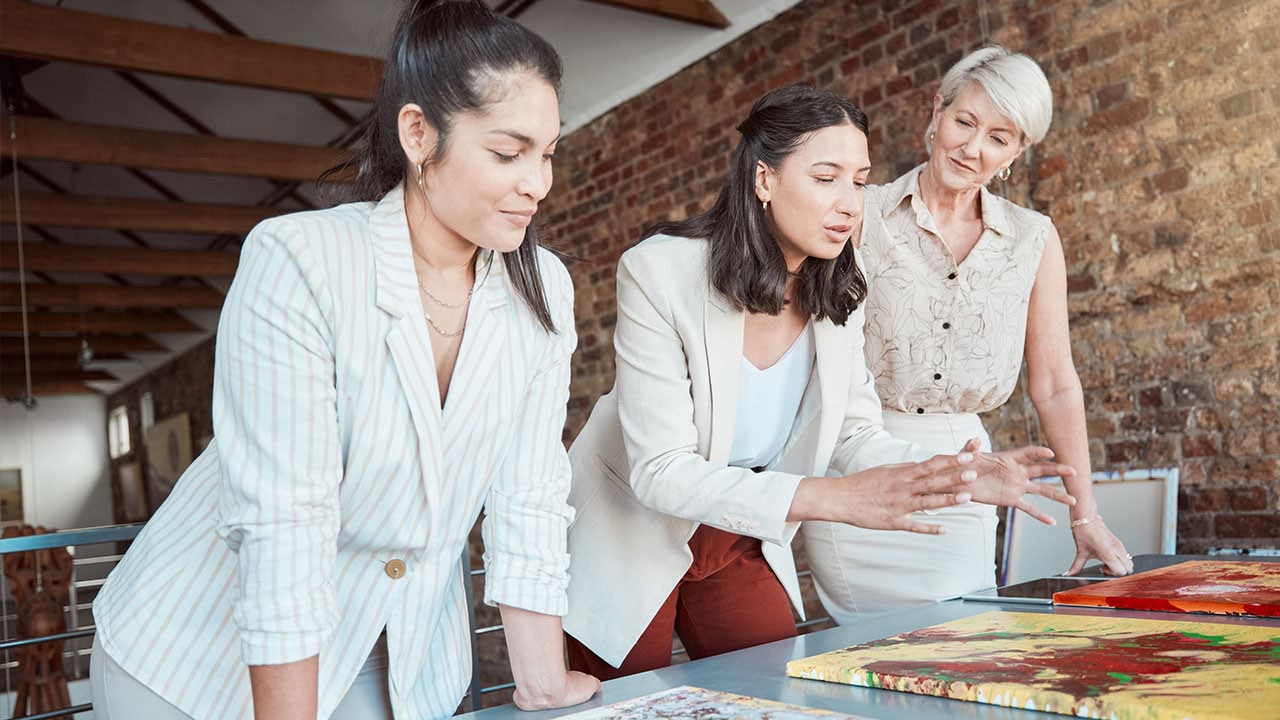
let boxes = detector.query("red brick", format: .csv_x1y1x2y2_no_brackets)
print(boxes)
885,73,914,97
1230,486,1270,512
1081,98,1151,135
1214,513,1280,539
1181,434,1219,458
1038,153,1067,179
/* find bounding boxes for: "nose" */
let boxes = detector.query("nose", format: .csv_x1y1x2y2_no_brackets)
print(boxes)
961,130,982,158
836,184,863,218
518,160,552,201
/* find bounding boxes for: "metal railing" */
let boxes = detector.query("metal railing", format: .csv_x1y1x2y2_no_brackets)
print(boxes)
0,524,833,716
0,523,145,720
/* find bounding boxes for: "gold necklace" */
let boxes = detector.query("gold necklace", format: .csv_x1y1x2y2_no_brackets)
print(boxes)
423,309,465,338
417,278,473,309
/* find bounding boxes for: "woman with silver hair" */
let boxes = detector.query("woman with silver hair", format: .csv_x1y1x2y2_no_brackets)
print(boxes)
802,46,1133,624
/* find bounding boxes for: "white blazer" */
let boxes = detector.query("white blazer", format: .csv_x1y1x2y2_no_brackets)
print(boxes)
563,234,928,667
93,187,577,720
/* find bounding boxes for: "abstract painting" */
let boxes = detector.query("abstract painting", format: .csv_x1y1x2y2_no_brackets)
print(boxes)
787,611,1280,719
1053,560,1280,617
558,686,867,719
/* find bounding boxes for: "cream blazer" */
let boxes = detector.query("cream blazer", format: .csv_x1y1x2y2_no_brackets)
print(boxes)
93,186,577,720
563,234,927,667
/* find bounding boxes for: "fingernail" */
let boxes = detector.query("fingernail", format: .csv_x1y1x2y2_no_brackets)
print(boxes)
956,492,972,503
1049,518,1057,525
957,452,974,463
961,470,976,481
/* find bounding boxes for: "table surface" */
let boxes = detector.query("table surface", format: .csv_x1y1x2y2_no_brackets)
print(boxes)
458,554,1280,719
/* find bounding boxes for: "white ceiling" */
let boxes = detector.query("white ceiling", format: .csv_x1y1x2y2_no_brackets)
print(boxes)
1,0,803,397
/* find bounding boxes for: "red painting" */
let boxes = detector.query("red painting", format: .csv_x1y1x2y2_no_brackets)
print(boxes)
1053,561,1280,617
787,611,1280,719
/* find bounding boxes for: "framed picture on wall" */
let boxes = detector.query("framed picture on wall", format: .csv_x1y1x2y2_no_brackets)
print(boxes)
117,461,148,522
145,413,192,512
0,468,22,526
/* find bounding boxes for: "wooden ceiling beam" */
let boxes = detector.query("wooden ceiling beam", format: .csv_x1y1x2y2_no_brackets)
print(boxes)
0,311,202,334
0,369,116,383
0,379,99,396
0,335,167,355
0,0,381,100
0,116,351,182
0,243,239,277
1,192,286,235
583,0,729,28
0,284,224,309
0,354,130,371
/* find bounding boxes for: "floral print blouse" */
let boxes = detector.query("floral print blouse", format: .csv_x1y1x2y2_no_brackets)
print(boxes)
858,164,1049,415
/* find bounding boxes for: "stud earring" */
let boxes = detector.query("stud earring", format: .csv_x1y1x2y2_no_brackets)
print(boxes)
928,131,936,144
762,199,769,212
997,166,1011,181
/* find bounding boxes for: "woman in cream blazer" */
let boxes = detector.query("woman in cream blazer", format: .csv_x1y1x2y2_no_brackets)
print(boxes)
563,85,1074,675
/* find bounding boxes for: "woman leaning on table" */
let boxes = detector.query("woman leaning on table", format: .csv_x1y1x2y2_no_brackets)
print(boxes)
802,46,1134,626
560,84,1077,680
88,2,599,718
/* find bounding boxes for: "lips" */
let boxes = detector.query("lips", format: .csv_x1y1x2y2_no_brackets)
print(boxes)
824,225,852,242
948,157,976,173
500,209,536,227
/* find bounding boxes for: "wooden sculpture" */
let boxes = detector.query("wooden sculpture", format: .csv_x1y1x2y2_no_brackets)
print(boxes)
3,525,74,720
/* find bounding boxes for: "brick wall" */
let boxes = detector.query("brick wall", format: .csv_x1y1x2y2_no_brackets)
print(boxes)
544,0,1280,554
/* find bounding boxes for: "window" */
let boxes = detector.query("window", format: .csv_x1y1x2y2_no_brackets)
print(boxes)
140,392,155,433
108,405,131,459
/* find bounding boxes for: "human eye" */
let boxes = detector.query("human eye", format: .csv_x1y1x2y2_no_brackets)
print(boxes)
815,176,835,184
990,135,1008,146
491,151,519,162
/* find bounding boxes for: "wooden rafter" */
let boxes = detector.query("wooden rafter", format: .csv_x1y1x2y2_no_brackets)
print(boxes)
1,193,286,235
0,311,202,334
2,354,130,371
584,0,729,28
0,0,381,101
0,379,100,396
0,243,239,277
0,284,224,309
0,369,116,383
0,116,351,181
0,335,167,355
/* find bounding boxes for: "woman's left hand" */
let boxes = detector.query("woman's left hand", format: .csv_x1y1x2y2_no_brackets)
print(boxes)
1065,518,1134,576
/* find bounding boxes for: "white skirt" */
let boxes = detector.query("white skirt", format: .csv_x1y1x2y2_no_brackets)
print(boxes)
799,411,998,625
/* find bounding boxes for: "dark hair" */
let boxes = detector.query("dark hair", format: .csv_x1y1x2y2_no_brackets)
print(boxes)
324,0,564,331
645,84,869,325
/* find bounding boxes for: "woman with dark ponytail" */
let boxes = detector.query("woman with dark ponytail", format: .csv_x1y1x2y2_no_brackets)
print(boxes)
560,84,1076,678
90,2,598,717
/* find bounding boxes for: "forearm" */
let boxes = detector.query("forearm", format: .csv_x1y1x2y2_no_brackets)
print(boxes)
1032,383,1095,518
249,656,318,720
499,605,571,705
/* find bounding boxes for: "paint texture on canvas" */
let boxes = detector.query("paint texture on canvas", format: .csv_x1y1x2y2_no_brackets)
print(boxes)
558,686,867,719
1053,560,1280,617
786,611,1280,720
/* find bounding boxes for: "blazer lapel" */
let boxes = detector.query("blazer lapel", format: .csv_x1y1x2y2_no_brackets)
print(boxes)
370,186,446,483
439,253,509,447
703,291,743,464
808,317,852,475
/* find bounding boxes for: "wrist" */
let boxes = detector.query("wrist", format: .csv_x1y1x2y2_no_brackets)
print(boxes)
1069,513,1102,530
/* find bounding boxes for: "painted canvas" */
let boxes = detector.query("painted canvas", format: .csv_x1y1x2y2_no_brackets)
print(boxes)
1053,560,1280,617
786,611,1280,720
558,686,868,719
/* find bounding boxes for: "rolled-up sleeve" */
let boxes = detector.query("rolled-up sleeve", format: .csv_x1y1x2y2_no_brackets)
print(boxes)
481,259,577,616
212,221,343,666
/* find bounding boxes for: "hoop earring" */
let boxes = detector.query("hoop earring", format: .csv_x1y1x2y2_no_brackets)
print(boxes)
997,166,1011,181
416,162,425,189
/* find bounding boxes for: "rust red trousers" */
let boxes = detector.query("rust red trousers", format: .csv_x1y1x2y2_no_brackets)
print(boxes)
566,524,797,680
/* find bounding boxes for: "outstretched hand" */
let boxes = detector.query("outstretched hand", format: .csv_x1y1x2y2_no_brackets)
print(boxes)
957,438,1077,524
829,450,980,534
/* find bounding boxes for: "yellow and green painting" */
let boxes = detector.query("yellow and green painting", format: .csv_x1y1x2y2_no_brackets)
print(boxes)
786,611,1280,720
559,686,867,719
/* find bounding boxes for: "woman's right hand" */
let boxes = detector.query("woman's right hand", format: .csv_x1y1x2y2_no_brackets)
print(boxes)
512,670,601,712
789,451,979,533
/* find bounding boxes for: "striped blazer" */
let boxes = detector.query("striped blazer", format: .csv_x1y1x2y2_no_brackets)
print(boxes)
93,186,577,720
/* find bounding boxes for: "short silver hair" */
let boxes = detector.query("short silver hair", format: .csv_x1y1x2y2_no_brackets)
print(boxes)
932,45,1053,148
